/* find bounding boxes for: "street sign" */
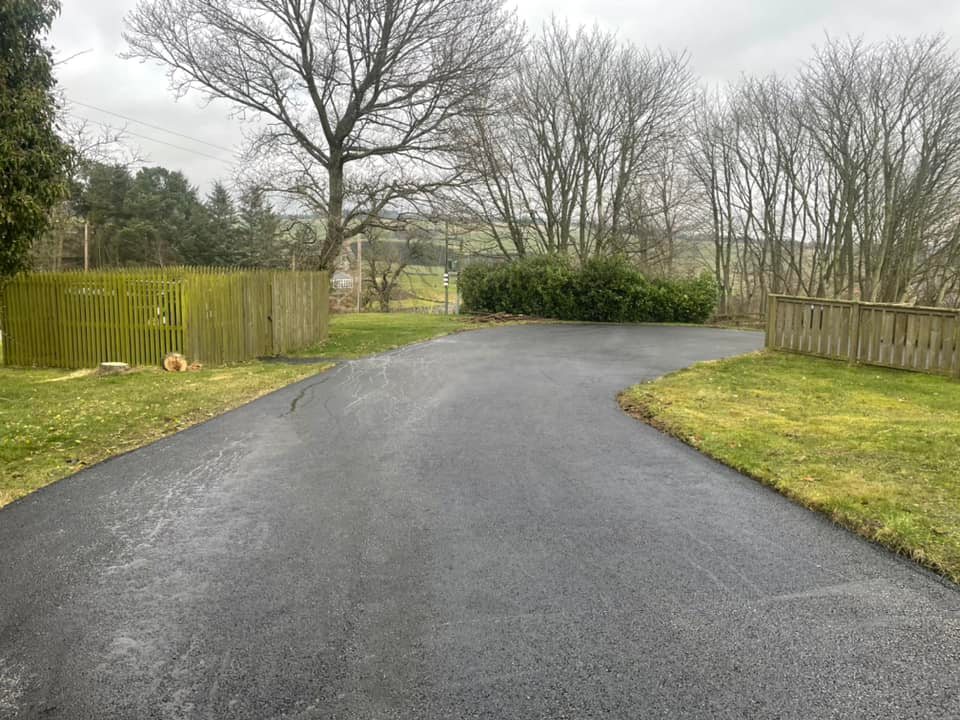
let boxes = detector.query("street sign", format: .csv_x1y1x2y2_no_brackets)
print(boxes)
443,272,449,287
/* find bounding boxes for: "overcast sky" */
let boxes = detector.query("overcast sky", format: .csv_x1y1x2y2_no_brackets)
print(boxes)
50,0,960,194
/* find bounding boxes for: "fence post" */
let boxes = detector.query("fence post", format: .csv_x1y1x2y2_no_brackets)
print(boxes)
953,311,960,379
765,294,778,349
848,300,861,365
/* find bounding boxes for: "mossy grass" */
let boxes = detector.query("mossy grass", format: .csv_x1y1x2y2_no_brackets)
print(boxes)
620,351,960,583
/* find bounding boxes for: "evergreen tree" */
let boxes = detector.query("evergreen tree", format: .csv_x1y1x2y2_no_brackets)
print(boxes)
197,181,241,265
238,185,282,267
71,163,205,266
73,162,134,266
124,167,203,265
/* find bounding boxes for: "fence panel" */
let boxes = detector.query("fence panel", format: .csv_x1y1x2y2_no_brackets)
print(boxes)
768,297,856,361
767,295,960,377
268,271,329,356
2,268,328,368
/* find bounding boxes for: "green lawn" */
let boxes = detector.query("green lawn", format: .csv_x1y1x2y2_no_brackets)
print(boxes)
620,351,960,583
1,312,471,507
1,361,331,508
298,312,467,358
0,312,474,508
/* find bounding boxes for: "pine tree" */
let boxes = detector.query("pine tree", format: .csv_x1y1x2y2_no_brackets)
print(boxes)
238,185,282,267
199,181,240,265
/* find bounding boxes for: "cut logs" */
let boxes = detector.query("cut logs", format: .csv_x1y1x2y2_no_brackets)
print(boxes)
162,353,189,372
464,312,531,324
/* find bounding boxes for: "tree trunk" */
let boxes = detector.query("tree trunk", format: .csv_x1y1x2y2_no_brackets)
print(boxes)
323,158,345,270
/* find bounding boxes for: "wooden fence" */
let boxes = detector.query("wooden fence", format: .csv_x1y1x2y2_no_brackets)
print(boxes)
1,268,328,368
766,294,960,376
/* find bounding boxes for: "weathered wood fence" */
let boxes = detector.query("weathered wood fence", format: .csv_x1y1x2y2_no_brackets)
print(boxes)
766,294,960,376
1,268,328,368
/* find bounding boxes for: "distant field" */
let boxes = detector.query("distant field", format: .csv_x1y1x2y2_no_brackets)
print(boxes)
394,268,460,310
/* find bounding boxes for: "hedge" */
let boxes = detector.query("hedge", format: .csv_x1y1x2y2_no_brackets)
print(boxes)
460,255,718,323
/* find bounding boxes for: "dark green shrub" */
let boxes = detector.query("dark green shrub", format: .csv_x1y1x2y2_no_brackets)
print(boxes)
571,256,647,322
461,255,576,318
459,263,497,312
648,273,718,323
460,256,718,323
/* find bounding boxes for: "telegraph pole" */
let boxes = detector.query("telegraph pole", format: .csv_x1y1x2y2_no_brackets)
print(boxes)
456,236,464,313
356,235,362,313
443,221,450,315
83,221,90,272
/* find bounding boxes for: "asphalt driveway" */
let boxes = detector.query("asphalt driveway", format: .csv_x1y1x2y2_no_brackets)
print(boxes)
1,324,957,719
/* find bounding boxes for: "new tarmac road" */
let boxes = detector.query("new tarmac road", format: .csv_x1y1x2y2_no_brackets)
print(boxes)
1,325,958,719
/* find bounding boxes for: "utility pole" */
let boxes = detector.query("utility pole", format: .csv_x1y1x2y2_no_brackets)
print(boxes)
456,236,464,313
443,221,450,315
356,235,362,313
83,221,90,272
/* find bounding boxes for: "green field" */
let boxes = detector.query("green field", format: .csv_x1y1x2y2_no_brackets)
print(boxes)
620,351,960,583
393,268,460,310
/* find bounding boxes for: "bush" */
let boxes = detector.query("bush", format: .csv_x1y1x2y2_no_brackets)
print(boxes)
460,255,577,318
460,255,718,323
649,273,719,323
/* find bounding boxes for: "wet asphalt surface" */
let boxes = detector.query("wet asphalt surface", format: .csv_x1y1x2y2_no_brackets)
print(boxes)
1,324,958,719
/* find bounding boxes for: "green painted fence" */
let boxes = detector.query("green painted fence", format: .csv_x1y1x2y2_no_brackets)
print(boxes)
0,267,329,368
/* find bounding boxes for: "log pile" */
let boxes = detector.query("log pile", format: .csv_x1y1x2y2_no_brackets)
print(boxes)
463,312,531,324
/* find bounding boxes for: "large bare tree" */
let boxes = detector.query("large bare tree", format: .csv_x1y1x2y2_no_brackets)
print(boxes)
125,0,521,268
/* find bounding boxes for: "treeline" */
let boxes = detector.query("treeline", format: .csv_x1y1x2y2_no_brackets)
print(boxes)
693,36,960,313
30,162,312,271
451,25,960,313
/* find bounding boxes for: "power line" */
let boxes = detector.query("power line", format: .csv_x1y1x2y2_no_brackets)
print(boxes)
69,114,237,165
67,97,240,155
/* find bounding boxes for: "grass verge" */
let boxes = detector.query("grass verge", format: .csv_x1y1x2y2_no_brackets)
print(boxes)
2,312,500,508
619,351,960,583
1,361,330,508
296,312,468,358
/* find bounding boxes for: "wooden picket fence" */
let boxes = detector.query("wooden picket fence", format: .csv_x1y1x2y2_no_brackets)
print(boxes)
766,294,960,376
0,267,328,368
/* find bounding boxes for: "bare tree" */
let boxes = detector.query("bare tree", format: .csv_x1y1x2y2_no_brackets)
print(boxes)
620,141,696,276
363,224,427,311
125,0,522,269
688,34,960,313
688,90,740,314
447,20,693,264
442,89,536,260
